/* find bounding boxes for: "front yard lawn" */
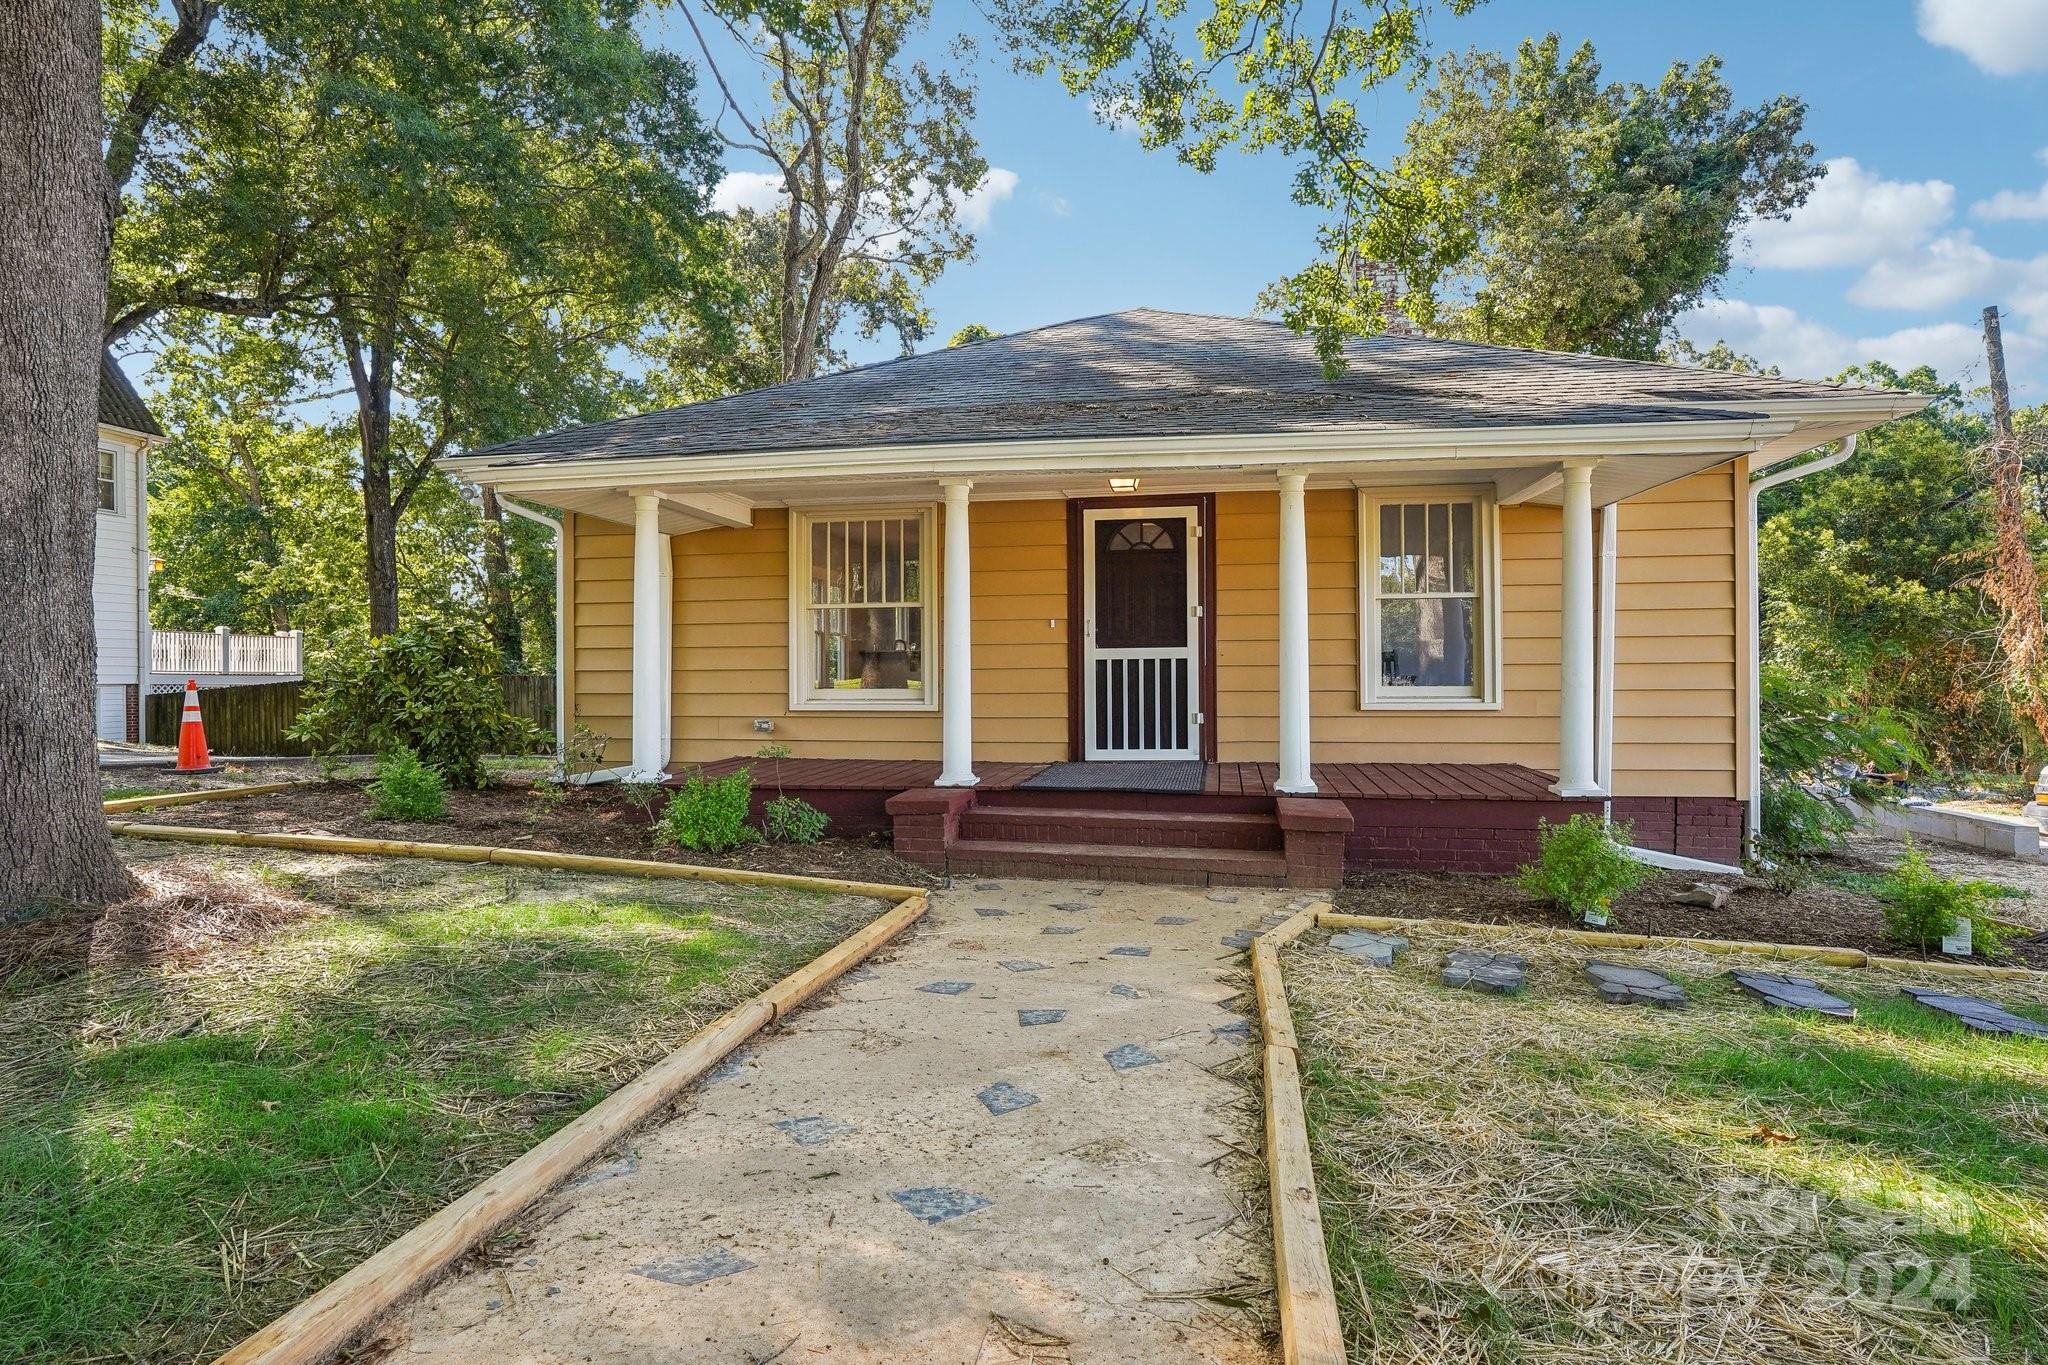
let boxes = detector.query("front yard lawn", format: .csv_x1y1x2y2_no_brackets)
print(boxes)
1287,930,2048,1364
0,841,887,1364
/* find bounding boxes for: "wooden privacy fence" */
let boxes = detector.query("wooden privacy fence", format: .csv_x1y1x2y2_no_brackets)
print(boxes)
144,675,556,756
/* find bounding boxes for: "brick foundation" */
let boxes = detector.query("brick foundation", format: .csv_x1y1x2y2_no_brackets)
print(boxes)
1611,796,1744,866
883,787,977,868
1275,797,1352,888
1341,797,1605,874
123,684,140,743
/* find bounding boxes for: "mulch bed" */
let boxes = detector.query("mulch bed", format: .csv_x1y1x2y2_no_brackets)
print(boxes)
125,779,944,890
1337,848,2048,971
1,864,320,984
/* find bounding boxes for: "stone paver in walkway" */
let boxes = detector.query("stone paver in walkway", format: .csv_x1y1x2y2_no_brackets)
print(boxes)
1584,960,1688,1008
1730,970,1858,1020
1329,928,1408,967
1442,948,1527,995
1903,986,2048,1037
387,877,1284,1364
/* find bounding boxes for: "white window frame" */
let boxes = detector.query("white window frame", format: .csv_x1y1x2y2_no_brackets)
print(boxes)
787,505,939,712
97,447,120,514
1359,487,1502,710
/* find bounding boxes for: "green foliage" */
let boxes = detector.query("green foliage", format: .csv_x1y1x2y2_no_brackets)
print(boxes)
366,746,447,822
1876,843,2007,955
1756,662,1924,860
947,323,999,346
763,795,830,844
654,768,759,853
1758,781,1856,863
1512,814,1654,922
290,620,539,789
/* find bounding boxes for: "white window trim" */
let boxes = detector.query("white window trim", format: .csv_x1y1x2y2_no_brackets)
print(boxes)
1359,487,1503,710
97,447,120,515
786,504,939,712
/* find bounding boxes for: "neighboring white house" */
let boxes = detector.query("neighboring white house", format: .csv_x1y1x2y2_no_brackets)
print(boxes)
95,353,162,743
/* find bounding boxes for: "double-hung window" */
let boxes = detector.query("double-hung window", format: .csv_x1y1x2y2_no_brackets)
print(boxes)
1361,490,1500,707
790,507,936,709
97,449,119,513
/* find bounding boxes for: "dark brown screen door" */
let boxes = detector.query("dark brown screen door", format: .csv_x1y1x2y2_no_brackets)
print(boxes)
1082,505,1200,759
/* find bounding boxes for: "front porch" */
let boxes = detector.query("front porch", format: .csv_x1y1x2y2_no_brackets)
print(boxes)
690,756,1603,884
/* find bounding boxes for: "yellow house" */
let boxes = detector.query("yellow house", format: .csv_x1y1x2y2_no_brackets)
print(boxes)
447,310,1923,886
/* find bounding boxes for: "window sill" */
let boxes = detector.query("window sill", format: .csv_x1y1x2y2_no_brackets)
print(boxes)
789,695,938,713
1359,696,1502,712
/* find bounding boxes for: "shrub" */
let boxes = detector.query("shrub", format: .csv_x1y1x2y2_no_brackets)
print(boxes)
290,619,539,788
1512,813,1654,924
367,746,447,821
1759,779,1857,862
654,768,758,853
764,795,830,844
1876,842,2006,954
1757,664,1923,862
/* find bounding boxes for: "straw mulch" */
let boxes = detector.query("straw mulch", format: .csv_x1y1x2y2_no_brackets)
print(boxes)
1284,928,2047,1365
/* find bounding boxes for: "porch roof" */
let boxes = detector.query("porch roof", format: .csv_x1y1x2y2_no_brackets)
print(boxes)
450,309,1922,476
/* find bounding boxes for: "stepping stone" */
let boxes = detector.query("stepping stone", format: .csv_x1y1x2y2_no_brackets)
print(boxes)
1110,945,1150,957
566,1155,639,1190
705,1048,754,1083
1903,987,2048,1038
771,1115,855,1148
1155,915,1196,925
1000,959,1049,973
1584,960,1687,1008
1017,1008,1066,1027
1207,892,1241,904
1108,983,1142,999
977,1081,1039,1116
918,980,974,996
1442,949,1527,995
1213,1019,1254,1042
1053,902,1090,913
842,965,877,983
1288,896,1318,911
1330,929,1408,967
974,907,1009,918
631,1246,754,1287
976,883,1005,891
1729,970,1857,1020
1221,930,1257,950
890,1186,992,1225
1262,912,1292,928
1104,1043,1162,1071
1042,925,1080,935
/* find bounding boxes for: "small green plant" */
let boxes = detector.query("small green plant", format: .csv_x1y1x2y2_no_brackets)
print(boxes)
366,746,447,821
654,767,758,853
554,719,611,782
1511,813,1654,924
755,741,793,760
527,779,570,821
764,795,830,843
1876,842,2008,955
619,779,666,822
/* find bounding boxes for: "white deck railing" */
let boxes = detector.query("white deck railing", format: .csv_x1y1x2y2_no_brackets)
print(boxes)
151,627,303,677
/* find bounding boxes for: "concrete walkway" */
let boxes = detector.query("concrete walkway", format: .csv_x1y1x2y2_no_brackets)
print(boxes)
387,878,1295,1364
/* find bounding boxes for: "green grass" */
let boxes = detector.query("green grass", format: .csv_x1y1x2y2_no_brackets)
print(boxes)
1290,940,2048,1363
0,849,879,1364
99,786,160,801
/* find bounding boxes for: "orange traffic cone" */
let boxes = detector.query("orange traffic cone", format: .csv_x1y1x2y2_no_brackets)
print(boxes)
175,679,216,773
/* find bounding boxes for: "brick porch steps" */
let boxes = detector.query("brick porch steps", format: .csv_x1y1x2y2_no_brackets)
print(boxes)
956,805,1283,851
943,837,1291,887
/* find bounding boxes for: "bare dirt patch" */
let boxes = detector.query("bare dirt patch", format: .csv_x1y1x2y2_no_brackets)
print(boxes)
129,778,942,889
1337,830,2048,971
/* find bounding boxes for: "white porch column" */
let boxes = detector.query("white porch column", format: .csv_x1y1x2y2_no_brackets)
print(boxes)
937,480,978,787
629,491,668,780
1276,471,1317,795
1554,460,1603,796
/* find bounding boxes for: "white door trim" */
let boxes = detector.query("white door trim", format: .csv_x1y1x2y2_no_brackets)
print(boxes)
1081,503,1202,760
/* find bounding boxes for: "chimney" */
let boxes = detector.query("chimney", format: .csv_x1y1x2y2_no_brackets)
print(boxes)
1346,257,1418,337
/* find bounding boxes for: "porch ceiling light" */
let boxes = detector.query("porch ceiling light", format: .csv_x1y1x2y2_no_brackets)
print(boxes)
1108,476,1140,493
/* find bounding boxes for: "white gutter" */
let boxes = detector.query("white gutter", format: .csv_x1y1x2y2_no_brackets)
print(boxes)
1623,844,1744,877
495,496,569,770
134,435,155,743
1596,503,1617,796
1745,434,1858,847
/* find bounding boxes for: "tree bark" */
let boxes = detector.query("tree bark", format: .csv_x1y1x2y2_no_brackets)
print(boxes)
480,487,523,665
0,0,140,909
341,320,403,635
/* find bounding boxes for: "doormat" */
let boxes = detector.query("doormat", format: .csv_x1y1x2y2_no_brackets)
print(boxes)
1018,761,1207,794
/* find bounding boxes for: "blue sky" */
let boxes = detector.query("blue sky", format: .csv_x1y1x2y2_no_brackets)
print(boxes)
679,0,2048,401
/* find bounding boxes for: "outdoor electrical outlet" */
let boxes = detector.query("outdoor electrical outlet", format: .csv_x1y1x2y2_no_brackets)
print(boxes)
754,719,775,733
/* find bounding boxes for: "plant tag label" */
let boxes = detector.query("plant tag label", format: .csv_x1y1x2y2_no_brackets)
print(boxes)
1584,907,1610,928
1941,917,1972,957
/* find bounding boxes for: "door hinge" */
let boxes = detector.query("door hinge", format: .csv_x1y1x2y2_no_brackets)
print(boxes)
1193,604,1204,619
1194,711,1206,726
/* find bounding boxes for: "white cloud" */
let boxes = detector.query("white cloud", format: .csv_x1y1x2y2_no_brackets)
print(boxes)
952,168,1018,230
1037,190,1073,217
1917,0,2048,75
1847,232,2009,308
1677,298,2031,382
711,170,784,216
1742,157,1954,270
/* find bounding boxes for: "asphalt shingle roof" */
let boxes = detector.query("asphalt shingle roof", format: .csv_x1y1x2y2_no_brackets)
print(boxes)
472,308,1897,469
99,353,163,437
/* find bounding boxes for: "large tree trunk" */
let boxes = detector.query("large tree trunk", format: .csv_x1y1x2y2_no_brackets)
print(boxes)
342,325,403,635
0,0,140,910
480,487,523,665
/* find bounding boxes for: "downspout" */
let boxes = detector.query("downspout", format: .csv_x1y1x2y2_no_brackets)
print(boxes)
1596,504,1617,806
135,438,154,743
1745,434,1858,851
495,496,569,772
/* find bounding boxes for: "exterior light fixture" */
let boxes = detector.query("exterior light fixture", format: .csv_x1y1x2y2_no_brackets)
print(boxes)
1108,476,1139,493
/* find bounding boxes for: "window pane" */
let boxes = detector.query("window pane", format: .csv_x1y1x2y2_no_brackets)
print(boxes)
1377,504,1403,594
902,518,922,600
810,520,830,605
812,606,923,692
1424,502,1450,592
1401,503,1425,594
1378,597,1476,690
1450,502,1475,593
